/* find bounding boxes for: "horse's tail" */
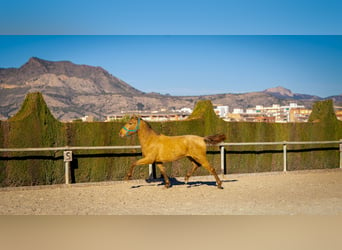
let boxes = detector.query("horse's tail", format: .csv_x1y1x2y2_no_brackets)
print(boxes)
204,134,226,145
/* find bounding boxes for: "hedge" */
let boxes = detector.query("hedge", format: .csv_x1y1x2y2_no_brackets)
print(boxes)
0,93,341,186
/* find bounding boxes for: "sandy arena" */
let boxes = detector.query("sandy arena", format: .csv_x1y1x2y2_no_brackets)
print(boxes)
0,169,341,215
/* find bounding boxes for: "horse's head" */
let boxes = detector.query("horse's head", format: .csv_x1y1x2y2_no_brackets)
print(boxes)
119,115,141,137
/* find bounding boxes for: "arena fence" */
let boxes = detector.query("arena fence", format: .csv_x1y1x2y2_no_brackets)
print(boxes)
1,140,341,184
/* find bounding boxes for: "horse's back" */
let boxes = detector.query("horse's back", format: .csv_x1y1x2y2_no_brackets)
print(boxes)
161,134,205,148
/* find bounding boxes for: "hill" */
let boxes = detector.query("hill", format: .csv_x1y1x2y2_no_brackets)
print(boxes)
1,57,340,121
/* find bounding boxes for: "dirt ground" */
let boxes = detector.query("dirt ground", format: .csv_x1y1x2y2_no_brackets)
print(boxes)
0,169,341,215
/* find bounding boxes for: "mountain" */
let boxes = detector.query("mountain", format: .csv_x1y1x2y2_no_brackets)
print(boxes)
1,58,341,121
0,57,142,94
0,58,203,120
263,86,323,101
263,86,295,97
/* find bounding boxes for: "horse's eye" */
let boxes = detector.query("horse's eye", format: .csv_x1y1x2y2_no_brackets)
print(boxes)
129,122,132,125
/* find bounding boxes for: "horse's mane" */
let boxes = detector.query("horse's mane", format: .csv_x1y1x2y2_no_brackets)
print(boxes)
141,118,160,135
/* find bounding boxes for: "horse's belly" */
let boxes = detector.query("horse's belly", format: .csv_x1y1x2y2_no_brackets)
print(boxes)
154,135,205,162
155,144,187,162
156,152,186,162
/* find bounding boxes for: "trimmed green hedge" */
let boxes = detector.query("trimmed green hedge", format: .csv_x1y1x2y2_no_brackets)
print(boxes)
0,93,341,186
1,93,66,186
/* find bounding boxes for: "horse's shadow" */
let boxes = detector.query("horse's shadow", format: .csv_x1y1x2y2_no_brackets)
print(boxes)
130,177,237,189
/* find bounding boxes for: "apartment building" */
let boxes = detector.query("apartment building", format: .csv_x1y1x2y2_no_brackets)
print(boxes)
227,103,311,123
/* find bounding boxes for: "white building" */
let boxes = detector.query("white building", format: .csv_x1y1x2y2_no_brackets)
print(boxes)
214,106,229,118
179,107,193,113
81,115,94,122
233,108,244,114
229,103,307,123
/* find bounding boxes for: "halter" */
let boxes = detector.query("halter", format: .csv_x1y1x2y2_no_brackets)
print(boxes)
122,117,141,136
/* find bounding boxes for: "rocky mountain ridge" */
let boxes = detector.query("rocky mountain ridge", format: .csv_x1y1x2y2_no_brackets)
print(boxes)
1,57,341,121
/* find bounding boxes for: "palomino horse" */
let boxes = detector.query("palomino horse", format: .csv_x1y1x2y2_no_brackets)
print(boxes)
119,115,226,189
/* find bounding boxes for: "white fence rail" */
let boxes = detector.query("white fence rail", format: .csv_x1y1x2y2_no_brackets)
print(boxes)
1,140,341,184
219,140,342,176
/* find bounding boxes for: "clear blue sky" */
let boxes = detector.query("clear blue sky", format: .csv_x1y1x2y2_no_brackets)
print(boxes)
0,1,341,97
1,0,342,35
0,35,341,97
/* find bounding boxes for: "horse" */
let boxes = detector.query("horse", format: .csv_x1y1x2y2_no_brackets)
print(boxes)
119,115,226,189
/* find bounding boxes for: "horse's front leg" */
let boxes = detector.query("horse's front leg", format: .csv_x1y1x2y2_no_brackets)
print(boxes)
125,163,136,180
125,157,154,180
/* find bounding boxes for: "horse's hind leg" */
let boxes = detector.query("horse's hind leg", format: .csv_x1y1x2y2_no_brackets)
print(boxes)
196,157,223,189
185,157,200,184
156,163,170,188
204,163,223,189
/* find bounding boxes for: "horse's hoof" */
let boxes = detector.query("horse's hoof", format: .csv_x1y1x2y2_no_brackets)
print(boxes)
184,176,190,184
217,185,224,189
125,175,132,181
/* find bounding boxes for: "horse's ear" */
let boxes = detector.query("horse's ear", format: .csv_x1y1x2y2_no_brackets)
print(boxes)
131,114,140,120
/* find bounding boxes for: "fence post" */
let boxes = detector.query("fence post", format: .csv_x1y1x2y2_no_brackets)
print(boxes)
65,162,70,184
149,163,157,179
63,150,72,184
340,139,342,169
220,146,225,177
283,142,287,172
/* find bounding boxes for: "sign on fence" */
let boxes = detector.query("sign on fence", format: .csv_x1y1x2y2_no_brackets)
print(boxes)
63,151,72,162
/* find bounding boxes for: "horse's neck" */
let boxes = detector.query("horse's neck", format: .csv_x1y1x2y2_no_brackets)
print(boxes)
137,121,158,146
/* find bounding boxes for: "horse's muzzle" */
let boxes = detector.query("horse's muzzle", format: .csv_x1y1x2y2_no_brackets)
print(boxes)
119,129,126,138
